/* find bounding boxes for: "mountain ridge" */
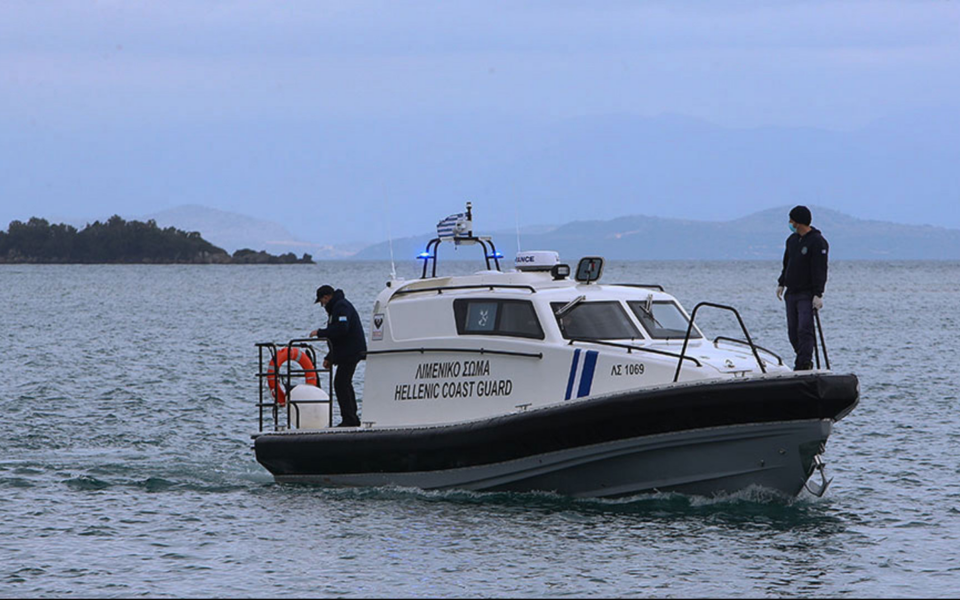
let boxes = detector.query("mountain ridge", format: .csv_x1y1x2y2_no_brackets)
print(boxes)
2,110,955,245
352,205,960,261
140,205,364,258
13,204,957,261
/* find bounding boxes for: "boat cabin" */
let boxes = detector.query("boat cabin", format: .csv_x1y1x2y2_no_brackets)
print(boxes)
257,203,789,432
361,250,786,428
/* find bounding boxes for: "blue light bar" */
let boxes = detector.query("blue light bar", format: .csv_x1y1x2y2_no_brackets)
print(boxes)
417,251,434,260
486,251,504,259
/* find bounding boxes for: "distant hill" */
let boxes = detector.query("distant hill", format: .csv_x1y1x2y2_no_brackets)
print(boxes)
3,109,956,247
351,206,960,261
141,205,364,258
25,205,956,261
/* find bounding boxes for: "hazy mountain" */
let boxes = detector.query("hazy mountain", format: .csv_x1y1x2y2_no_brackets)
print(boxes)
2,109,956,246
12,204,956,261
140,205,364,258
352,206,960,261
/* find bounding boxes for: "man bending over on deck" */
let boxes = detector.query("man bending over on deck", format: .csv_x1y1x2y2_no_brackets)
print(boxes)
777,205,829,371
310,285,367,427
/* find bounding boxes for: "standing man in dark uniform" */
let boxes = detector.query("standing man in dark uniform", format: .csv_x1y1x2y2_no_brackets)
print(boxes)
777,205,829,371
310,284,367,427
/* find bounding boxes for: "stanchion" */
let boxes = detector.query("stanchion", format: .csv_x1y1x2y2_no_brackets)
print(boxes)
814,309,830,370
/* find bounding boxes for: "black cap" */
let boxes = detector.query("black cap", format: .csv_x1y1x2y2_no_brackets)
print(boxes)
789,205,812,226
314,285,335,303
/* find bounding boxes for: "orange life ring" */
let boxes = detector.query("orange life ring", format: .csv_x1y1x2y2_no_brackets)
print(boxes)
267,347,319,407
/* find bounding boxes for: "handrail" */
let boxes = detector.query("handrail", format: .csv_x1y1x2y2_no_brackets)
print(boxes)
813,309,831,370
256,338,335,432
567,338,702,367
713,336,783,366
419,235,503,278
393,283,537,297
613,283,666,291
366,347,543,359
673,302,766,382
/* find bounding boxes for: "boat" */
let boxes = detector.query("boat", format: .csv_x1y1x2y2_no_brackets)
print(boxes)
252,204,859,498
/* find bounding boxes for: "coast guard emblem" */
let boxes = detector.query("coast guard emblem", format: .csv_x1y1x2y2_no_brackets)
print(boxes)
372,313,385,341
801,246,808,255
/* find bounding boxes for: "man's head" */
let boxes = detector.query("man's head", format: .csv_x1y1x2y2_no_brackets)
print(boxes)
314,284,335,306
789,205,812,227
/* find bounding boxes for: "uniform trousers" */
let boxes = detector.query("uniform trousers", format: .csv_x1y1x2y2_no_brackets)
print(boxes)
333,358,361,426
785,290,815,369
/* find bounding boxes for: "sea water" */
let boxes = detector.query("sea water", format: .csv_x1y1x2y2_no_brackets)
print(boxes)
1,260,958,598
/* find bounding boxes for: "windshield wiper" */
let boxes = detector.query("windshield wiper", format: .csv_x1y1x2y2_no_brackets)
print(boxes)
638,294,665,329
555,295,585,317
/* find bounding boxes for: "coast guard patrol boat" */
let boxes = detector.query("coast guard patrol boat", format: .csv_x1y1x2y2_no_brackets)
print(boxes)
253,204,858,498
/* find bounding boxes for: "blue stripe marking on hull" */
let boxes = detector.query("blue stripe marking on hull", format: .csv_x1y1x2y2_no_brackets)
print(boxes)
565,349,581,400
577,350,599,398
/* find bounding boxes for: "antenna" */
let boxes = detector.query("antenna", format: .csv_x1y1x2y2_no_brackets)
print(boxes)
515,208,522,254
384,197,397,279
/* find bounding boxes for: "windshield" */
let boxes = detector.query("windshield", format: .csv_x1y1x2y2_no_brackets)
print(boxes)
551,301,642,340
627,300,701,340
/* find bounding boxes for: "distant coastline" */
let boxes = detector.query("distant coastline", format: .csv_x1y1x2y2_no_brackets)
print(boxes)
11,205,959,262
0,217,315,264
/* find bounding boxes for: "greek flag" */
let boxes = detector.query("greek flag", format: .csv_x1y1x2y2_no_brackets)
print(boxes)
437,212,471,239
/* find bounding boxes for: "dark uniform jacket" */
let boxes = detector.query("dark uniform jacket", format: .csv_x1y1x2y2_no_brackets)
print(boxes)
315,289,367,364
778,227,829,296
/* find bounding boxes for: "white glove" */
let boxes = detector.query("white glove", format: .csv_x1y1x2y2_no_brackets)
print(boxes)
776,286,784,301
812,295,823,310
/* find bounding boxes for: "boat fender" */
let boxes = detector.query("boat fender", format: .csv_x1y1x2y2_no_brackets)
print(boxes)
267,347,319,407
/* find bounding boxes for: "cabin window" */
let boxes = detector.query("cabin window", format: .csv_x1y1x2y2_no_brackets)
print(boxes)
454,299,545,339
627,300,702,340
550,301,642,340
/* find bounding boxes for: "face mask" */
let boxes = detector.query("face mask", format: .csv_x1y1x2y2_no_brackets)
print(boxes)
789,223,797,234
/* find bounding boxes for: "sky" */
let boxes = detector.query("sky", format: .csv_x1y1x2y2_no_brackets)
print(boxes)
1,0,958,245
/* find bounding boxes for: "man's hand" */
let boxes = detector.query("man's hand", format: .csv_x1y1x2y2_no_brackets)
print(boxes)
776,286,785,301
812,295,823,311
310,329,318,337
323,358,331,370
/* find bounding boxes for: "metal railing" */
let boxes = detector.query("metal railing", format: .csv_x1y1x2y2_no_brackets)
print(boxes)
674,302,766,382
814,309,831,370
255,338,334,432
366,347,543,359
392,283,537,298
613,283,666,291
419,236,503,278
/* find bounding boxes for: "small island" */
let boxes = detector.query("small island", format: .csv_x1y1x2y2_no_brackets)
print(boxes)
0,216,314,264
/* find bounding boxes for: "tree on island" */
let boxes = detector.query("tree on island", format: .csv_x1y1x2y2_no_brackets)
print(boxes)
0,216,315,264
231,248,314,264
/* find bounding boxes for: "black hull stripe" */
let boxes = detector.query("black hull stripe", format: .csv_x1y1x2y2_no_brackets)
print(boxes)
255,373,859,477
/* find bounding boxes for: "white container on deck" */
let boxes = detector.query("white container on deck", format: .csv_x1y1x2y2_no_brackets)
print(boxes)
288,384,330,429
